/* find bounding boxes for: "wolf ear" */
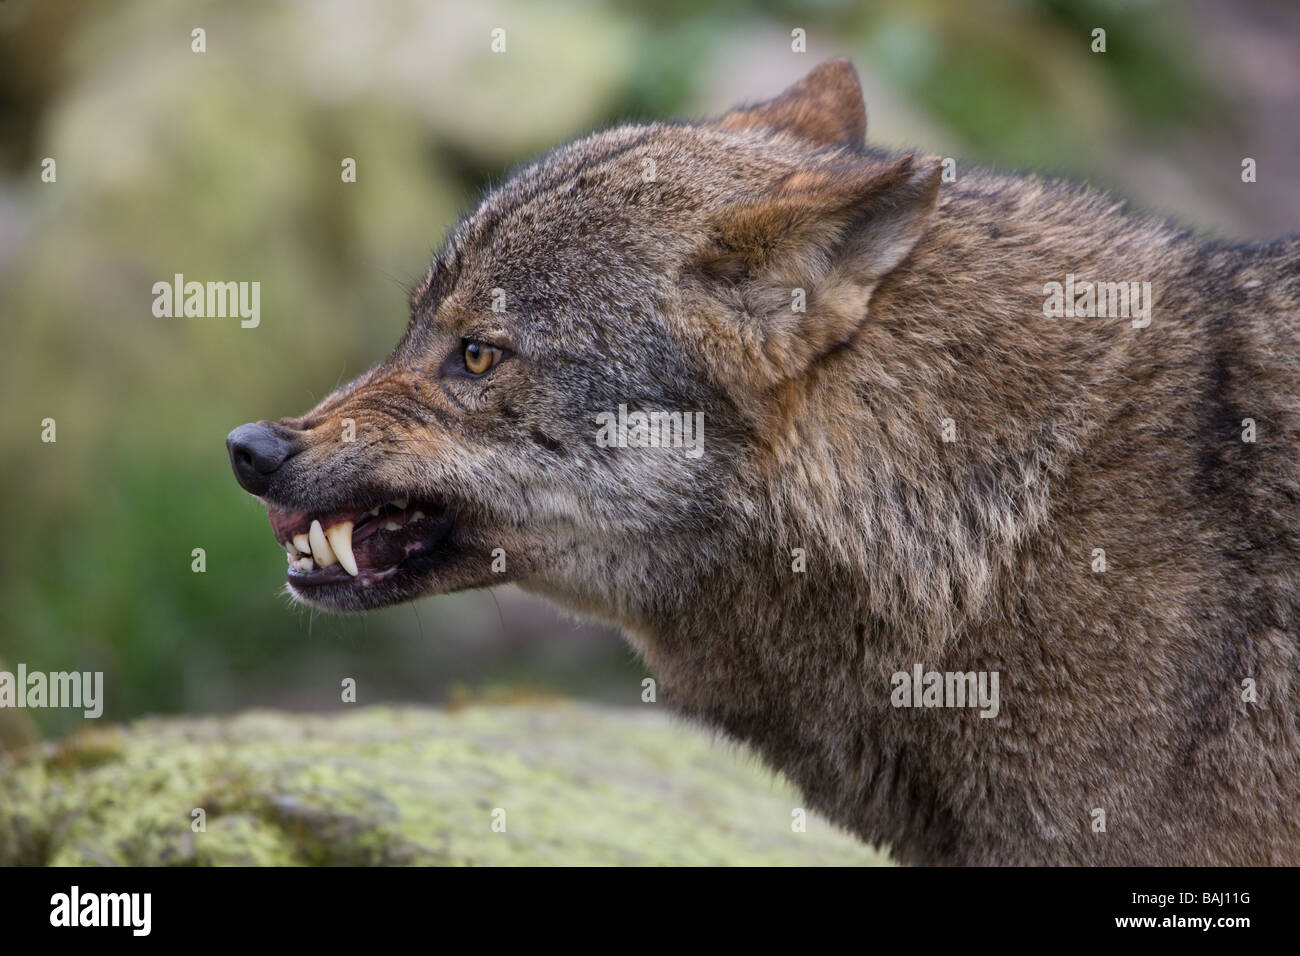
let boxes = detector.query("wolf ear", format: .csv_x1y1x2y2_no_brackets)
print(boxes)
717,58,867,148
694,154,941,385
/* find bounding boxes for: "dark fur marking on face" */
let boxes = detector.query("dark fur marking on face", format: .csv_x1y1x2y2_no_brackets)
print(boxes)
530,429,567,455
411,250,461,319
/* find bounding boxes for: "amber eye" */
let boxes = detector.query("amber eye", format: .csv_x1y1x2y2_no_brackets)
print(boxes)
463,341,502,375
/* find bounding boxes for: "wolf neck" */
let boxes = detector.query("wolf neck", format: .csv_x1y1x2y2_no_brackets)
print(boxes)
566,181,1209,851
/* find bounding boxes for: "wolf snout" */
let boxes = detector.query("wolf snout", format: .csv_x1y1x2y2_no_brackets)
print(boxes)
226,422,296,494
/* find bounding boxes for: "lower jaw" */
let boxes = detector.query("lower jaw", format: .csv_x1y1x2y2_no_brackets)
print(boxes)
286,558,435,610
287,558,405,589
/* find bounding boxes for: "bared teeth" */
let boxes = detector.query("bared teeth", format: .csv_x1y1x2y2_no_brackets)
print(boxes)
326,521,358,577
309,519,337,567
368,506,382,517
411,510,425,521
384,521,401,531
391,497,408,510
281,513,385,578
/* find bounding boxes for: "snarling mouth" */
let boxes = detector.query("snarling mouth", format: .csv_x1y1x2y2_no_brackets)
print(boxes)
267,497,453,589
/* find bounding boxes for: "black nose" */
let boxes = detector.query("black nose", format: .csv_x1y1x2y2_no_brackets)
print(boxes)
226,423,294,494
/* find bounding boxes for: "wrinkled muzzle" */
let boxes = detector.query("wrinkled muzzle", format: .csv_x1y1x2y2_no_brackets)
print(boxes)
225,394,471,610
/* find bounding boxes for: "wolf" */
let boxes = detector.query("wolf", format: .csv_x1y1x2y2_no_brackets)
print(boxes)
227,60,1300,865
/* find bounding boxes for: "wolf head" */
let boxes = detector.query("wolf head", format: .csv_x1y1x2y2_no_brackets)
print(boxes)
226,59,942,614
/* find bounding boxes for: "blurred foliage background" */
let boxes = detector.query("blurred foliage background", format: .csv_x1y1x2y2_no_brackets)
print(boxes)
1,0,1297,740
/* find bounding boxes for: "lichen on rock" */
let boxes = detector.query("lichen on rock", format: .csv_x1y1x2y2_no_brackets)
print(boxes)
0,704,889,866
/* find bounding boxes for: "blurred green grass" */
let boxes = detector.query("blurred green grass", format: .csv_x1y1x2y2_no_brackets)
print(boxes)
0,0,1220,736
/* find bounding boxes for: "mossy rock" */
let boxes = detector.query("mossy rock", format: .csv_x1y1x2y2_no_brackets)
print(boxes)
0,704,889,866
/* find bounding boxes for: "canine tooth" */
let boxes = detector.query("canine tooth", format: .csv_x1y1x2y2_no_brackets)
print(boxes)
293,556,313,572
369,506,382,517
326,521,358,577
411,510,424,521
293,533,311,554
391,497,408,510
384,521,401,531
309,519,337,567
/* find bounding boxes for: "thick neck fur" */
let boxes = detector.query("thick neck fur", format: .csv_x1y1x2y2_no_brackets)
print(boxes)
529,168,1300,864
